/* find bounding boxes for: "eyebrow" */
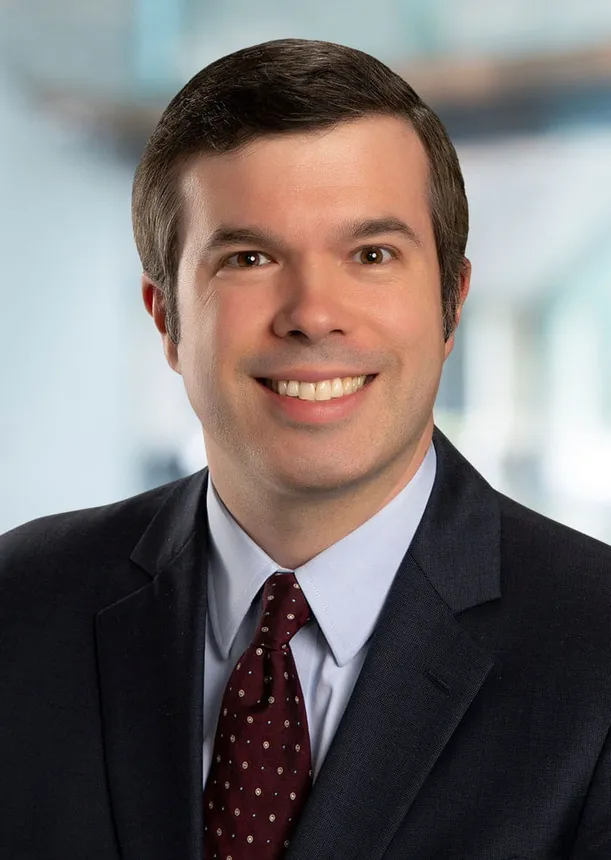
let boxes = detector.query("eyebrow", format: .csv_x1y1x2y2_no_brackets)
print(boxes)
202,226,286,255
200,216,423,257
338,216,423,248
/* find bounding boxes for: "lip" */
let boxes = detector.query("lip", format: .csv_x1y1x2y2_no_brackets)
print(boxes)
255,375,376,425
258,371,377,383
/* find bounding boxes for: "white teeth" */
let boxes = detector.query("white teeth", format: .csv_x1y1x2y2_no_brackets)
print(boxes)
330,378,344,398
268,375,368,400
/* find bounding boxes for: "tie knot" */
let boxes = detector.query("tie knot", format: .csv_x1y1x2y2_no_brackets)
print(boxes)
255,572,310,650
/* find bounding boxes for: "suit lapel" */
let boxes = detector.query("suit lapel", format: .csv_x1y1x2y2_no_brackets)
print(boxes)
95,471,210,860
286,427,501,860
94,426,501,860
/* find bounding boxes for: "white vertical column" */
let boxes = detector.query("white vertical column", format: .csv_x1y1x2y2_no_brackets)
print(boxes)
457,300,523,489
540,295,611,539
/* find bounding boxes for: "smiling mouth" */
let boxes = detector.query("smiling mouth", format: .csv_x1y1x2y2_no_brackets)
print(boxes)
257,374,377,401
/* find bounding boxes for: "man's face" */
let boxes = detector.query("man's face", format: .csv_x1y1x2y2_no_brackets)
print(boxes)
147,116,469,498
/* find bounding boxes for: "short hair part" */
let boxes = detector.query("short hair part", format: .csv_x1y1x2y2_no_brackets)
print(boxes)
132,38,469,344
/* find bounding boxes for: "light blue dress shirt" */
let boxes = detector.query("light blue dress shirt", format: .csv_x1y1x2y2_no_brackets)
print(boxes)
203,442,436,786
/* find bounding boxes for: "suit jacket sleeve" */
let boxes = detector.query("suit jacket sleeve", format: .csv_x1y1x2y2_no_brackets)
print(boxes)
570,725,611,859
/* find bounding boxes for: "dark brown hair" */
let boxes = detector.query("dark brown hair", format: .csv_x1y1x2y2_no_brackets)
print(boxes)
132,38,468,343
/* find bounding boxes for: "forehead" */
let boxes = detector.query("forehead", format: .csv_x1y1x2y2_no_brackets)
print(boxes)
179,116,432,243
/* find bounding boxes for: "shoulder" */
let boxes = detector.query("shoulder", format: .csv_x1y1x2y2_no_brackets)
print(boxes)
0,476,186,559
495,491,611,650
0,474,201,604
498,490,611,573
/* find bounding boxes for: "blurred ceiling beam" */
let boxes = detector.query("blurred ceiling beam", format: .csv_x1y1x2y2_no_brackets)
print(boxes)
21,39,611,157
401,41,611,103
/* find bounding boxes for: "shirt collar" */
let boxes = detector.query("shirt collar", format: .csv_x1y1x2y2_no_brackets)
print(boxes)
206,442,436,666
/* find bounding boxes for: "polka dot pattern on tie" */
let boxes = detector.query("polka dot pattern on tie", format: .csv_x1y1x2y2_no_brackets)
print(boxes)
203,572,313,860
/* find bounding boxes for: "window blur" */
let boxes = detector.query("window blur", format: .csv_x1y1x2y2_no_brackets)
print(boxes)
1,1,610,541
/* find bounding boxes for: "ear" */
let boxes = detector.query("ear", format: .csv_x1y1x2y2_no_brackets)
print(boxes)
141,274,180,373
444,258,471,360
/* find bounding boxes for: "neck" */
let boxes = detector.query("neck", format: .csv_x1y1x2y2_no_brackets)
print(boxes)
206,425,433,570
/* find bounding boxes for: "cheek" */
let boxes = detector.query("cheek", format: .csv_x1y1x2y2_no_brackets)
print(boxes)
190,279,264,335
176,291,260,400
381,291,444,354
178,343,218,413
173,300,218,402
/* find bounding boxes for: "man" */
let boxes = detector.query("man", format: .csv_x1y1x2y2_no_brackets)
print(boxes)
1,38,610,860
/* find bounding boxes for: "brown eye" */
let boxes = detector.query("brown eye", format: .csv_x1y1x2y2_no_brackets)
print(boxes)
355,246,393,265
224,251,272,268
236,252,262,267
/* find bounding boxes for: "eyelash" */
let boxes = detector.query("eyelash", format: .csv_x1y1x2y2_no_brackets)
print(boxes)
219,245,398,269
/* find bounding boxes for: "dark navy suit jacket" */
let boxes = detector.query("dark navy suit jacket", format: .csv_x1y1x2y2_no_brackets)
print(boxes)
1,428,610,859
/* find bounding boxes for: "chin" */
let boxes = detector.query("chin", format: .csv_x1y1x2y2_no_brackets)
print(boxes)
270,460,371,496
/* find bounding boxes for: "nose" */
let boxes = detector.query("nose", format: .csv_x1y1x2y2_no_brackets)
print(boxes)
271,259,351,342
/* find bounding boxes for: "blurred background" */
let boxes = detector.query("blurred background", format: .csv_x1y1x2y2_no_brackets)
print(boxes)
1,0,610,541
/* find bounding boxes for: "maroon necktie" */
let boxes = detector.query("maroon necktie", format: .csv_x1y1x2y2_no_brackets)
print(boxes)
204,572,313,859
